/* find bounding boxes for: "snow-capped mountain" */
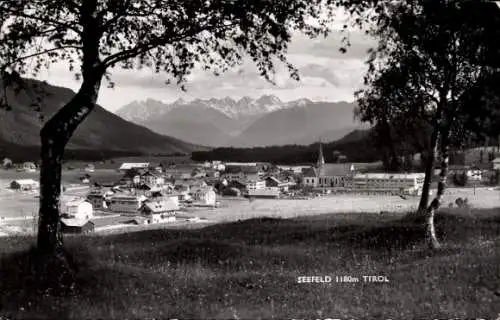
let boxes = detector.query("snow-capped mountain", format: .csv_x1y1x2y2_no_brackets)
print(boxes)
115,95,363,147
116,94,308,122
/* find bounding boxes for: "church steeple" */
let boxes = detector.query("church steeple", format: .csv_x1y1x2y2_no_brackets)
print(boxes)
316,140,325,168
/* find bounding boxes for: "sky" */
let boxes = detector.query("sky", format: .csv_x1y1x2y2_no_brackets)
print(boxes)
36,23,377,113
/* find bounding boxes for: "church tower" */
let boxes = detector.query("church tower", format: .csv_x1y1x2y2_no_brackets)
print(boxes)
316,140,325,168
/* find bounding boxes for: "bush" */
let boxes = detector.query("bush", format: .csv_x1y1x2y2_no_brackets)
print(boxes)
489,170,500,186
452,171,468,186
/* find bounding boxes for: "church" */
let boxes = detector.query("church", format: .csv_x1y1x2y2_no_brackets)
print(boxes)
302,142,354,188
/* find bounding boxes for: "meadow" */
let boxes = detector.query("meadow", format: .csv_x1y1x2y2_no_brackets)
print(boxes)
0,208,499,318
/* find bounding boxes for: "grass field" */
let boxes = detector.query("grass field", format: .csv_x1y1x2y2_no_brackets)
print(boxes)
0,208,499,318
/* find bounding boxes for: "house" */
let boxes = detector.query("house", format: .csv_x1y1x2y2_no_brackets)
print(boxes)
246,180,266,190
2,157,12,169
133,183,162,197
109,194,148,214
60,199,93,220
265,176,289,192
87,189,109,210
223,165,262,182
10,179,39,191
119,162,150,173
206,170,220,179
493,157,500,170
140,171,165,187
60,219,95,234
84,164,95,172
22,162,37,172
139,197,178,224
80,176,90,184
191,187,217,206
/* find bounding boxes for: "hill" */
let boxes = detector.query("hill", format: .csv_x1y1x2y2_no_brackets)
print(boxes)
191,128,378,164
0,79,204,161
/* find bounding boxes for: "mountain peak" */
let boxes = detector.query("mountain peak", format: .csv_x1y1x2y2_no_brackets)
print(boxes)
256,94,282,106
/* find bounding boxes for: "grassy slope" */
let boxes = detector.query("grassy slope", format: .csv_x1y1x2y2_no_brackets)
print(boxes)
0,209,499,319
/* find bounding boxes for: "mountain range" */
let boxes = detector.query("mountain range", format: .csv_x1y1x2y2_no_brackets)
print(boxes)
0,79,203,161
116,95,365,147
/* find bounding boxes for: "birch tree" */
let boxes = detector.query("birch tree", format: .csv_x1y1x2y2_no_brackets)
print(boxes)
355,0,500,249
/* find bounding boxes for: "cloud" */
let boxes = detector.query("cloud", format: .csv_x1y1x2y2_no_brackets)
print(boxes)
34,26,376,112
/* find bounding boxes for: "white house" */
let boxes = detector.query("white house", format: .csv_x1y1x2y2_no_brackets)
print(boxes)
246,180,266,190
84,164,95,173
109,194,148,214
191,187,217,206
60,199,93,220
139,197,178,224
2,157,12,169
140,171,165,187
22,162,37,172
493,157,500,170
119,162,150,173
10,179,39,191
223,166,262,182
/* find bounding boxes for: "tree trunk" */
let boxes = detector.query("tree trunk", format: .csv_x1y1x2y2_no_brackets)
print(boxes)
418,126,440,212
37,138,65,254
425,129,451,250
37,76,102,255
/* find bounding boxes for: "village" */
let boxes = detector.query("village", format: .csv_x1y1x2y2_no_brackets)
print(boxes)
1,143,500,235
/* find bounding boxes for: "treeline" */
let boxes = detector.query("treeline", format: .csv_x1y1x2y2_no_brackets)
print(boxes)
0,142,143,163
191,131,381,164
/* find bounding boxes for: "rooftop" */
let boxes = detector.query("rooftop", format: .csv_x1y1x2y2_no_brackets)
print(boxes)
119,163,150,170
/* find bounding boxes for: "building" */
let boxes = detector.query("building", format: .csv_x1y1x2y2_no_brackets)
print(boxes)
352,173,425,195
247,188,280,198
119,162,150,173
140,171,165,187
84,164,95,172
87,189,109,210
2,157,12,169
246,180,266,190
264,176,290,192
493,157,500,170
139,197,178,224
10,179,39,191
191,187,217,206
302,142,354,188
109,194,147,214
132,183,162,197
22,162,36,172
223,165,262,182
60,199,93,220
60,219,95,234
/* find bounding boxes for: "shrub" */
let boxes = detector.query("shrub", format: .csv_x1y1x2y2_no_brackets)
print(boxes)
452,171,468,187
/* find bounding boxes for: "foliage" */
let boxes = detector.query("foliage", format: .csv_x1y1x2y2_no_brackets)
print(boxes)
356,0,500,148
452,171,468,187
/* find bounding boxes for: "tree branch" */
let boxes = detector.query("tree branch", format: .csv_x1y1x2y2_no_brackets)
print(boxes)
0,7,81,35
101,21,239,68
1,46,82,70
